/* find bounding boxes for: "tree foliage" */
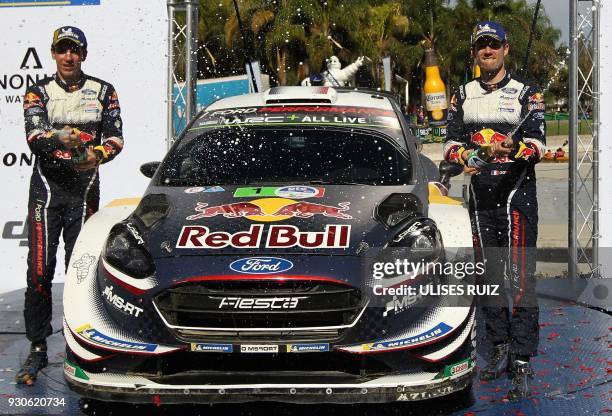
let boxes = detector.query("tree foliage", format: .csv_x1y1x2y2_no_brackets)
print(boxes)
179,0,565,101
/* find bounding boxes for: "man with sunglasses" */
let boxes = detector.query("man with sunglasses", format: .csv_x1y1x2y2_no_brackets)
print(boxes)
443,21,546,400
17,26,124,385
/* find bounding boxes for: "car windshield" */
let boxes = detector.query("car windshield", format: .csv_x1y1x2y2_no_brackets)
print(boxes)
158,127,412,186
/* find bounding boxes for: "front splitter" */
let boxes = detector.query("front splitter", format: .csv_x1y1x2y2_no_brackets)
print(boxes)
65,370,474,404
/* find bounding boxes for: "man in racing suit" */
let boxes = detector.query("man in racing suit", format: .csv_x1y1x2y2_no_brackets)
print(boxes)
443,21,545,400
17,26,124,385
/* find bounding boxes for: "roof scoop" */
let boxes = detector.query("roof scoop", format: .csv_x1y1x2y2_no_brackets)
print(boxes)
265,86,338,104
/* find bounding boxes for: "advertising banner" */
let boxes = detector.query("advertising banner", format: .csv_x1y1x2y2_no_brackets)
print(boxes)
0,0,167,293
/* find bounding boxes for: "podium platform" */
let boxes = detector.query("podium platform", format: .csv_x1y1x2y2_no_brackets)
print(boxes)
0,283,609,415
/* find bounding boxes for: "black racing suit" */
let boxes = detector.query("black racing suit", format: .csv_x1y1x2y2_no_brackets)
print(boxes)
443,72,546,357
23,73,123,344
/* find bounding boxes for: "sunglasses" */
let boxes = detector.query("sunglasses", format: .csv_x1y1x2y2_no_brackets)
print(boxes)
474,38,504,51
54,42,83,55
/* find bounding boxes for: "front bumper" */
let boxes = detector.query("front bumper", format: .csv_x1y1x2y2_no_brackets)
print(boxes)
65,367,474,404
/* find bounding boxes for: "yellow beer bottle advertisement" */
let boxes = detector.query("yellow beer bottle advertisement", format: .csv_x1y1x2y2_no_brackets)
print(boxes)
423,48,448,126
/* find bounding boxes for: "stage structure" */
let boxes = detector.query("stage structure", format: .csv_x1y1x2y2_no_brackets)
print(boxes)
167,0,198,147
570,0,600,279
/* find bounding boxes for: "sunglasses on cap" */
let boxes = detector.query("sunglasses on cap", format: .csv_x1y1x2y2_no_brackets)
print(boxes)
474,37,505,51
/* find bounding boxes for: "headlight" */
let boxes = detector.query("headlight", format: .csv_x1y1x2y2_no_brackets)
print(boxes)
388,218,443,261
375,193,423,228
103,221,155,278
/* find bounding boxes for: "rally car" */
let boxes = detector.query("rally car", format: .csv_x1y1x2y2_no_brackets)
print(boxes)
63,86,475,405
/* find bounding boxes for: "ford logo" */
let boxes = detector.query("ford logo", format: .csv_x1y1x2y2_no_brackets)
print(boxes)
229,257,294,274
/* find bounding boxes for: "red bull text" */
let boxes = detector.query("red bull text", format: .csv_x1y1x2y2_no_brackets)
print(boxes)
176,224,351,249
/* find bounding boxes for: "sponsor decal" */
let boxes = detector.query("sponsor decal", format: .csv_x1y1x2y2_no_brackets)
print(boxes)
25,106,44,116
234,186,324,199
471,128,507,145
160,241,173,253
528,92,544,103
72,253,96,283
498,108,515,113
192,106,400,132
200,107,259,117
109,91,120,110
126,222,145,245
203,186,224,192
501,87,518,94
185,186,225,194
187,198,351,222
75,324,157,352
185,187,205,194
240,344,279,353
177,224,351,249
446,146,463,164
82,88,97,96
259,105,394,116
528,103,545,111
63,360,90,380
230,257,293,274
287,343,330,353
383,293,423,317
490,170,508,176
190,343,233,353
214,296,307,310
514,142,535,160
102,286,144,317
396,385,455,401
23,92,42,109
435,358,474,379
363,322,453,351
476,23,495,36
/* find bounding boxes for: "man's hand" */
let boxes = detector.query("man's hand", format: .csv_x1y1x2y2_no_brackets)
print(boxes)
74,148,99,171
463,166,479,176
57,126,80,149
492,137,513,156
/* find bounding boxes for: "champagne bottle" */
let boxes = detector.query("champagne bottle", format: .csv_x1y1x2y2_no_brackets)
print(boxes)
466,145,496,168
423,48,448,126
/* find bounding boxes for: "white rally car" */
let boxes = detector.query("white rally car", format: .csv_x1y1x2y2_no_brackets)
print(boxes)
63,86,474,406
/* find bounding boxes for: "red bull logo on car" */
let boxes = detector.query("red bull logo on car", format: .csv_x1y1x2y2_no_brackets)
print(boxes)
187,198,352,222
176,224,351,249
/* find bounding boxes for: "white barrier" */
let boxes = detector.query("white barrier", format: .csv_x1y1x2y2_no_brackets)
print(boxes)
0,0,167,293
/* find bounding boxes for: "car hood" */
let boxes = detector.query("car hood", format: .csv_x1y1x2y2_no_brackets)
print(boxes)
137,184,424,258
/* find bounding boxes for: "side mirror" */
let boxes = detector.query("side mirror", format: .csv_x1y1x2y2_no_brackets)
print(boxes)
140,161,161,178
438,160,463,189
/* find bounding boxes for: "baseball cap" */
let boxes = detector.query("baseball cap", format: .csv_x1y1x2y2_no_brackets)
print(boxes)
471,21,506,46
52,26,87,49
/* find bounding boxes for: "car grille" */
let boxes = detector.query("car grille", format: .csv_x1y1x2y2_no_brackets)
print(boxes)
153,278,364,341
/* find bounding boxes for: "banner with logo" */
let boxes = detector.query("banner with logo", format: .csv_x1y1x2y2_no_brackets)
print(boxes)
0,0,167,293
